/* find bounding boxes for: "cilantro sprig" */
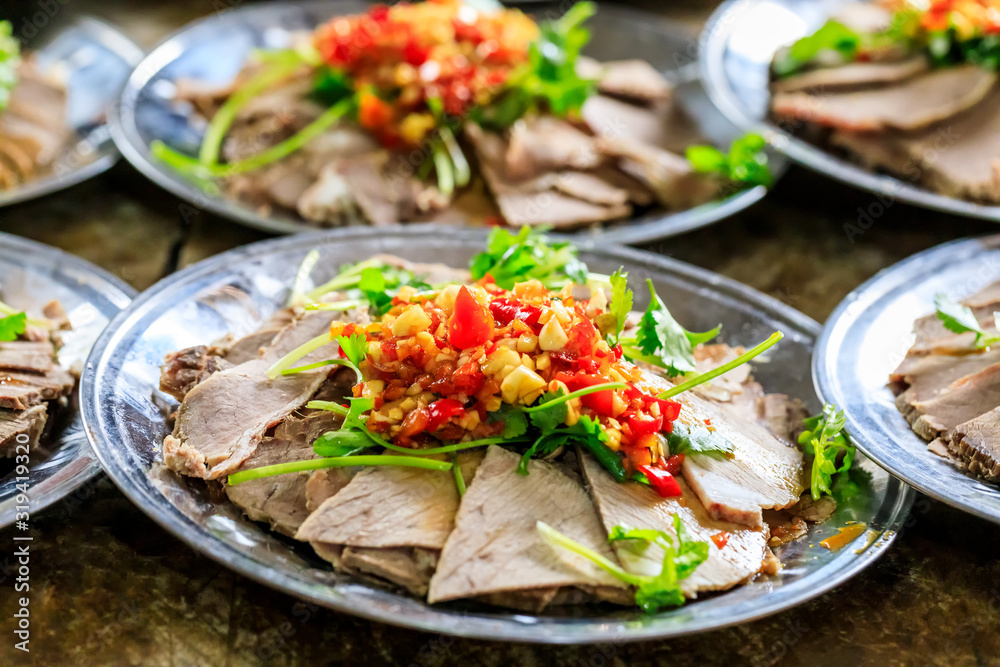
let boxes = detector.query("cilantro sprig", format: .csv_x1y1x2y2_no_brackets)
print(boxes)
772,20,861,78
934,293,1000,349
619,279,721,377
798,403,855,501
664,422,734,460
538,515,709,613
595,269,631,346
469,227,593,290
686,132,773,189
0,311,26,342
474,2,597,130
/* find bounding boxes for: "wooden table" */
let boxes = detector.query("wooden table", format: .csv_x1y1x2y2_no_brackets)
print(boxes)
1,1,998,664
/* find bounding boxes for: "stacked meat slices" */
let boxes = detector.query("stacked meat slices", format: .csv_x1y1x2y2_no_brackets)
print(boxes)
0,59,70,189
891,280,1000,481
160,263,816,611
769,4,1000,203
0,302,75,457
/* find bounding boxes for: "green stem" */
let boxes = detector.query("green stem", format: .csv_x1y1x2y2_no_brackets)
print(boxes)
305,299,367,311
657,332,784,400
452,454,467,497
536,521,641,586
200,60,301,166
432,139,454,195
287,249,320,307
306,258,383,301
306,400,349,416
283,358,362,383
217,98,354,176
265,332,333,379
228,455,452,485
522,382,626,413
440,125,470,188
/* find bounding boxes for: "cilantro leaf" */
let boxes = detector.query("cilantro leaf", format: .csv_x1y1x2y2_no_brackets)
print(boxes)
539,514,709,614
686,132,772,188
798,403,854,501
334,331,369,369
519,413,606,475
772,20,861,77
0,312,26,342
0,21,20,114
488,404,529,439
526,389,569,433
469,227,590,290
595,269,631,346
664,422,734,460
312,429,372,457
621,279,720,377
477,2,597,129
934,293,1000,349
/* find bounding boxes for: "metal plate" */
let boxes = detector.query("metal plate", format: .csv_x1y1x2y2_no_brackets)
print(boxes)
815,235,1000,524
699,0,1000,221
81,226,910,643
110,0,785,244
0,233,135,528
0,18,142,209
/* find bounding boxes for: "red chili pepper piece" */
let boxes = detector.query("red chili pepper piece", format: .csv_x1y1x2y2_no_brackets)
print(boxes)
663,453,685,475
426,398,466,432
554,371,615,416
448,286,494,349
639,465,683,498
628,412,663,437
711,532,730,549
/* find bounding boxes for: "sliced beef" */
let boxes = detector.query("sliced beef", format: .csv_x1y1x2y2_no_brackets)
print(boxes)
596,136,722,209
159,345,234,402
0,59,69,183
832,88,1000,203
581,452,768,597
163,310,364,479
505,115,603,180
296,451,483,596
771,66,997,132
690,343,752,402
581,58,673,102
0,404,47,457
581,94,703,157
771,57,929,94
891,348,1000,409
0,341,55,374
0,367,76,410
637,371,806,529
427,446,628,608
906,364,1000,440
465,122,631,228
225,406,351,538
949,408,1000,481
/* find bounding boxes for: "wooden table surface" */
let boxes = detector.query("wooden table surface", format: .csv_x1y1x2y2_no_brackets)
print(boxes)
1,1,999,665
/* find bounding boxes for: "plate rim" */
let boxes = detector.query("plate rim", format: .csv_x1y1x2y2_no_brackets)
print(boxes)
0,231,137,528
698,0,1000,222
81,224,913,643
109,0,785,244
814,234,1000,524
0,17,144,210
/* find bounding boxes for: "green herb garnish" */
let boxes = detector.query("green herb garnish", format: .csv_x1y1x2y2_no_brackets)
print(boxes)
0,21,19,114
619,279,721,377
0,311,26,342
934,293,1000,349
664,422,735,460
537,514,709,613
595,269,631,346
469,227,592,290
798,403,854,501
772,20,861,77
686,132,773,188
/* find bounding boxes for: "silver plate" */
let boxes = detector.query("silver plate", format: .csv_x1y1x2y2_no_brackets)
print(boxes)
699,0,1000,221
110,0,785,244
815,235,1000,524
0,18,142,209
0,233,135,528
81,226,910,643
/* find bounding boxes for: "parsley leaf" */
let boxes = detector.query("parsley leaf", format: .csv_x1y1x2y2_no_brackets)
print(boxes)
664,422,734,460
526,389,569,433
0,312,26,342
334,331,368,369
595,269,631,346
934,293,1000,349
686,132,772,188
469,226,590,290
798,403,854,501
620,279,720,377
312,429,372,458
